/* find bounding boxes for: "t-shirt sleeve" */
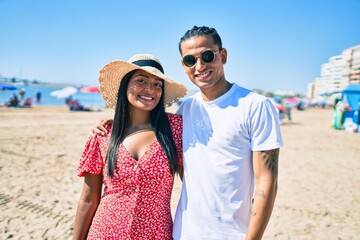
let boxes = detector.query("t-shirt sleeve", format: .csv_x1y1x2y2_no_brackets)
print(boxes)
168,113,183,166
77,135,104,177
175,101,184,116
250,98,284,151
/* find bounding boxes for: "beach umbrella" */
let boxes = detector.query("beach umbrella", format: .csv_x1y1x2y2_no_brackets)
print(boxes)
0,83,18,90
50,86,78,99
285,97,299,104
79,85,101,106
80,86,100,93
285,97,299,108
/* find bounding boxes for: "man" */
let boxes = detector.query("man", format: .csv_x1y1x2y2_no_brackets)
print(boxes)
172,25,283,240
92,26,283,239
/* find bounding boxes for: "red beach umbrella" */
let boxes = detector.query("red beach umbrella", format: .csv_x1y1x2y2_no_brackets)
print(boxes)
80,86,100,93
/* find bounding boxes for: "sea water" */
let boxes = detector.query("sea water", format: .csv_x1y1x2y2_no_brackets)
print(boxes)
0,84,106,107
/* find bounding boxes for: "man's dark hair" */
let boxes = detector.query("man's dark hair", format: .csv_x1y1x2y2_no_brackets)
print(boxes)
178,26,222,55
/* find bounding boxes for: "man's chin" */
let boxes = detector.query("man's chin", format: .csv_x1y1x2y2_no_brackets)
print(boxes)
197,82,214,90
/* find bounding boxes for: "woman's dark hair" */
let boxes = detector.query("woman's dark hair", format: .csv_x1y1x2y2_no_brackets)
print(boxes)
178,26,223,55
106,70,179,177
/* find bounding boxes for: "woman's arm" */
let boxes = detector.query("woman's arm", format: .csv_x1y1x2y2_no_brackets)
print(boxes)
73,173,102,240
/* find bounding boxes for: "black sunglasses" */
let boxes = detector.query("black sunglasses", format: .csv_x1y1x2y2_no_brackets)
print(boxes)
182,50,220,67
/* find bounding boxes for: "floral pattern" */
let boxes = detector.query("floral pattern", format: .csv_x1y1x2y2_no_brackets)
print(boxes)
77,114,183,240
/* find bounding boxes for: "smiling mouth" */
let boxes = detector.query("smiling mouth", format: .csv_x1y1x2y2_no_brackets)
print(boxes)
138,95,155,101
196,70,212,80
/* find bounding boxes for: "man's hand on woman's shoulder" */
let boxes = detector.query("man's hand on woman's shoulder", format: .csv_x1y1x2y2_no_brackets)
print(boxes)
89,118,113,138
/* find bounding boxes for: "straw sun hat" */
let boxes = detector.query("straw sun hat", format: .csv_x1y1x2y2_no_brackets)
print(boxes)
99,54,188,109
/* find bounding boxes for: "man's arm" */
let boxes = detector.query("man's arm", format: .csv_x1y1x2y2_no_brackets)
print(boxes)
246,148,279,240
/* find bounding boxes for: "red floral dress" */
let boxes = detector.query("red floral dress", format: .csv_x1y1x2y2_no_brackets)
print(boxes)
77,114,183,240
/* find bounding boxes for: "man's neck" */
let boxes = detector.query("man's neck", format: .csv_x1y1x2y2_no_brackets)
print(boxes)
200,81,232,102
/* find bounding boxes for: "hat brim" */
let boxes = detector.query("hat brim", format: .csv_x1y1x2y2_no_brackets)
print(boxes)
99,60,187,109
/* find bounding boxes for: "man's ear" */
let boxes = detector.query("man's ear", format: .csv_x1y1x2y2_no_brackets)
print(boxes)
221,48,227,64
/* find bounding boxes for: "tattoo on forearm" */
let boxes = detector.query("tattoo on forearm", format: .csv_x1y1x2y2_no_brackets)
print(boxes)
260,149,279,175
255,190,266,199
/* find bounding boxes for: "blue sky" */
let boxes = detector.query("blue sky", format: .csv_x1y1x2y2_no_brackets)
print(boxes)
1,0,360,95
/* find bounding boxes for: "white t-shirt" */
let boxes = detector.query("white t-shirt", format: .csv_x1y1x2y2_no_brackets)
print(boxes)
173,83,283,240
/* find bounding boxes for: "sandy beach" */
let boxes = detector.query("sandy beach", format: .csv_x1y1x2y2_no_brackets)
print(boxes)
0,106,359,239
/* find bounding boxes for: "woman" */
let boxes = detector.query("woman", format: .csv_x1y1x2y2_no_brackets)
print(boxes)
73,54,187,239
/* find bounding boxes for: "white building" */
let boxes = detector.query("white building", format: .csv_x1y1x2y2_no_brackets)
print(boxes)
306,82,314,99
343,44,360,85
309,44,360,99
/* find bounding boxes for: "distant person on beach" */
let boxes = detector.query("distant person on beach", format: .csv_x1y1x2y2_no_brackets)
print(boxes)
35,90,41,104
72,54,187,239
4,93,19,107
64,96,91,111
91,26,283,239
354,99,360,125
273,96,285,124
285,102,292,121
68,99,92,111
65,96,73,106
23,97,32,107
18,88,25,102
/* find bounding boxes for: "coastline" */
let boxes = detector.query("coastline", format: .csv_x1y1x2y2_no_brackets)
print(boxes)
0,80,76,88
